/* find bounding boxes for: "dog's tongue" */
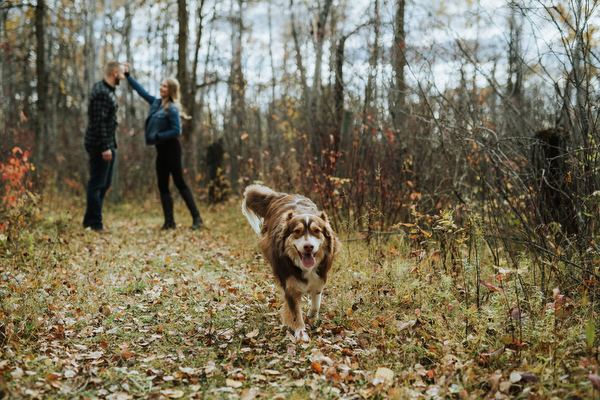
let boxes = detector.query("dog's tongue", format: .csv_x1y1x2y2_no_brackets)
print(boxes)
302,253,316,268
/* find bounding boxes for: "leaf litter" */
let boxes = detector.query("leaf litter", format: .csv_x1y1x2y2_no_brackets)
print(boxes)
0,197,598,399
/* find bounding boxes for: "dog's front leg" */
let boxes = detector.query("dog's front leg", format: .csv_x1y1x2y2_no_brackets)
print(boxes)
307,291,322,321
281,282,308,341
307,280,325,322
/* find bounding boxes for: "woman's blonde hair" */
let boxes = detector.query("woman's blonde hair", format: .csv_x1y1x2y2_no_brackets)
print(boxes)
163,77,191,120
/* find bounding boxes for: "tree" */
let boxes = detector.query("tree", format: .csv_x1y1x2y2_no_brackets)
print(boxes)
177,0,191,138
33,0,48,168
390,0,406,131
227,0,246,192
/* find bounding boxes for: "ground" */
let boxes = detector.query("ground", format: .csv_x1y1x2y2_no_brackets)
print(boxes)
0,192,598,399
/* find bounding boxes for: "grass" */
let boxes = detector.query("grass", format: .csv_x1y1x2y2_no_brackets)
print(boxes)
1,190,599,399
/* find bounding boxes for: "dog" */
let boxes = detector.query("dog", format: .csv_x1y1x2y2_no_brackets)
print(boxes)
242,185,340,341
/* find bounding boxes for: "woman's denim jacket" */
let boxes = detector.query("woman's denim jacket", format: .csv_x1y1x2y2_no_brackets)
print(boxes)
126,75,181,146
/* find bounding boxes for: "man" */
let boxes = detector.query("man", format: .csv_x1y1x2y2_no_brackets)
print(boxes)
82,61,125,231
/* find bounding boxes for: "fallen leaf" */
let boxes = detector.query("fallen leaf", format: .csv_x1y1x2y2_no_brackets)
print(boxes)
241,388,258,400
45,373,61,382
487,371,503,392
179,367,202,376
246,328,259,338
11,367,23,379
375,367,394,383
264,369,281,375
509,371,521,383
106,393,133,400
121,348,133,360
311,362,323,373
63,369,77,378
499,381,511,393
478,279,504,293
161,389,184,398
520,372,539,382
589,374,600,390
226,379,243,388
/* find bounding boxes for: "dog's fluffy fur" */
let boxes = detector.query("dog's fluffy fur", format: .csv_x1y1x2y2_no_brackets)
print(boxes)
242,185,340,341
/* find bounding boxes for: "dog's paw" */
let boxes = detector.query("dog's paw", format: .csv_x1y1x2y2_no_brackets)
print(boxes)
307,310,319,321
294,329,310,342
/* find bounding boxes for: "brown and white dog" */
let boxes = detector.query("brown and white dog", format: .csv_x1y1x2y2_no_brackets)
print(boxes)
242,185,340,341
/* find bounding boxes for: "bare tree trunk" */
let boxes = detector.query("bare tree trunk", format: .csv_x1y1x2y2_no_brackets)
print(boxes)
289,0,309,114
83,0,97,99
505,1,524,139
160,3,171,77
80,0,97,187
391,0,406,131
507,2,523,105
45,0,57,164
197,3,217,149
34,0,48,168
0,3,5,133
572,0,591,239
310,0,333,115
364,0,379,114
267,0,276,161
228,0,246,192
334,36,346,152
177,0,192,139
190,0,206,173
123,0,136,120
572,0,589,150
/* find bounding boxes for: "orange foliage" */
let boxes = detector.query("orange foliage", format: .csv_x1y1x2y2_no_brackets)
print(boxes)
1,147,34,209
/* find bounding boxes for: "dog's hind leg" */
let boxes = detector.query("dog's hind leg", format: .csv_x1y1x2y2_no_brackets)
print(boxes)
281,282,309,341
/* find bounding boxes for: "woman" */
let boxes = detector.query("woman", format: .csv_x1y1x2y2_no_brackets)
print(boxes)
123,63,202,230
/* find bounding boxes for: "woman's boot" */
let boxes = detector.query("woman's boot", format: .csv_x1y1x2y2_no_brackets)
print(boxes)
160,193,176,229
181,187,203,230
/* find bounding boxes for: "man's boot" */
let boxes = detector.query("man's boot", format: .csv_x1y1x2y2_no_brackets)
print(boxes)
160,193,176,230
181,187,203,230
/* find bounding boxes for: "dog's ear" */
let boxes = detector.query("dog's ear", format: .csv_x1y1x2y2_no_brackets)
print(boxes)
319,211,329,223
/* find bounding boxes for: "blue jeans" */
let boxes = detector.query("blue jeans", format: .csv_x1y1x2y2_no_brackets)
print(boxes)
83,148,116,229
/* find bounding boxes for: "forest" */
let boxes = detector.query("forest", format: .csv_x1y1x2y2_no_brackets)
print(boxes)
2,0,600,398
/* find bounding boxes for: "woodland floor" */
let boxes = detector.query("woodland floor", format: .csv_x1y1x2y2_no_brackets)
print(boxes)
0,191,599,399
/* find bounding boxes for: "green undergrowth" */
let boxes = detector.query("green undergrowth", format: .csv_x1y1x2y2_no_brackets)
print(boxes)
0,191,599,399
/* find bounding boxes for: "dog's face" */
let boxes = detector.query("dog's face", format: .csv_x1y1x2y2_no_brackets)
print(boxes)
284,213,330,271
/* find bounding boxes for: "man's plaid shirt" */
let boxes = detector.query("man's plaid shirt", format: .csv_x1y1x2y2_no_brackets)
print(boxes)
84,80,118,151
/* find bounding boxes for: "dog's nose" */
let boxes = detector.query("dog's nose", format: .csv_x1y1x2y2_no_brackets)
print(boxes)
304,244,314,253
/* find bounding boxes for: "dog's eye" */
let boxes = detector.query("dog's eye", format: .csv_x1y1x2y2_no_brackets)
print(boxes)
294,228,302,235
313,228,321,235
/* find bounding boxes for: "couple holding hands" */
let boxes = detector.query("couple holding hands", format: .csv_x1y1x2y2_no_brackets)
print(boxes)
83,61,202,232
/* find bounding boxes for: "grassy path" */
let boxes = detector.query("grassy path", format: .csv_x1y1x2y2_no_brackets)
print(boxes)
0,194,597,399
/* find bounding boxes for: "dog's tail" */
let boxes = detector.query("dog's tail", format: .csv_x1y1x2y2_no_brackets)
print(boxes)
242,185,285,235
242,199,263,236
